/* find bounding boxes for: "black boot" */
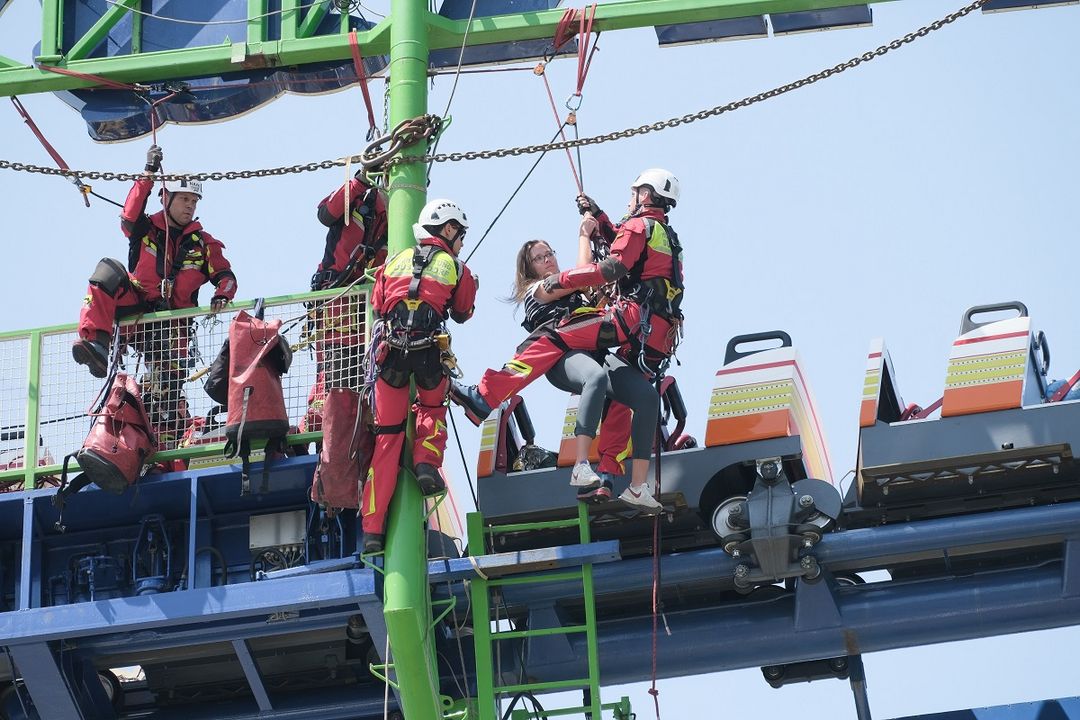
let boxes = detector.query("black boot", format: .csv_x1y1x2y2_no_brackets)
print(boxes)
414,463,446,495
448,381,494,427
362,532,385,554
71,331,111,379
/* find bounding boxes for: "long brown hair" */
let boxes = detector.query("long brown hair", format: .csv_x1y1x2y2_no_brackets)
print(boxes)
509,240,552,304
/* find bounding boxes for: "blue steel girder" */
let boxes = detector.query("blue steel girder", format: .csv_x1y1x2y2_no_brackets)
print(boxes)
527,562,1080,685
7,642,83,720
232,639,273,713
474,501,1080,607
0,567,379,646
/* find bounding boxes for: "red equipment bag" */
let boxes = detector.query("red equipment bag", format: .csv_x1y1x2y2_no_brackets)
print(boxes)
310,388,375,511
223,304,293,495
53,373,158,532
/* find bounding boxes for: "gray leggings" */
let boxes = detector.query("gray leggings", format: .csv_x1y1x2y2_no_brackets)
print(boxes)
545,351,659,462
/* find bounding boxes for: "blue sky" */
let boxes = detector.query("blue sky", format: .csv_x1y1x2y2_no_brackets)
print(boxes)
1,0,1079,716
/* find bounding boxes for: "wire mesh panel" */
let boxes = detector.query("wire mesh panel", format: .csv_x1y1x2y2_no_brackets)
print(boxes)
0,334,33,490
3,288,368,487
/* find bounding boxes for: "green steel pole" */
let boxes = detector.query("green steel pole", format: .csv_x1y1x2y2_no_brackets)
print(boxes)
381,0,443,718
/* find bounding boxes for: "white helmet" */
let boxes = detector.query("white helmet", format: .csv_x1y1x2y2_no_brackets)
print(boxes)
160,177,203,199
417,198,468,233
631,168,679,207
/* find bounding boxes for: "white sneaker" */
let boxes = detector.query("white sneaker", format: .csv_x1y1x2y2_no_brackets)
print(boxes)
619,483,663,514
570,461,602,488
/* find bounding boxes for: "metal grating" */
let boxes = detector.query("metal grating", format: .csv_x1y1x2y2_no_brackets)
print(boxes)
0,288,368,488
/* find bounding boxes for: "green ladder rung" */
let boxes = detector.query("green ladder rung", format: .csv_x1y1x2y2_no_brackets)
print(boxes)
492,624,588,641
485,518,583,534
487,569,584,587
496,678,592,694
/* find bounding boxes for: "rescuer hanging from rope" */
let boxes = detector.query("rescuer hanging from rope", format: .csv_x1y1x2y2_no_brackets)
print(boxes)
451,169,684,513
361,198,478,554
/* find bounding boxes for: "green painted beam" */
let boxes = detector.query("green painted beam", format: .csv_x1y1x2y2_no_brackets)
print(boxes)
0,0,889,97
38,0,62,61
379,0,444,714
0,23,390,97
132,2,142,55
426,0,893,49
67,0,139,61
247,0,267,46
296,0,332,39
280,0,300,41
0,55,22,69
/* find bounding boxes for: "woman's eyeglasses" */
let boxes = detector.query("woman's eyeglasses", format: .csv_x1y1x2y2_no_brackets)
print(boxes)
530,250,556,264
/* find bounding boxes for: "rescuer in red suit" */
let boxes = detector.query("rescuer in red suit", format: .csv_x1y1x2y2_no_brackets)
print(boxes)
451,169,684,513
72,144,237,379
361,198,478,554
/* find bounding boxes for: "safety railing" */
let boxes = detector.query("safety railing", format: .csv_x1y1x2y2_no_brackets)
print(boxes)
0,286,369,491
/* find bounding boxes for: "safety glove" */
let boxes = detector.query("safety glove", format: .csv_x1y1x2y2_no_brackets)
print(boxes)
576,193,600,216
210,296,229,313
145,144,163,173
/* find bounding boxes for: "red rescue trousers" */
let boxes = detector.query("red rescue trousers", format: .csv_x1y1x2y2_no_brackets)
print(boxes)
361,376,449,535
79,276,147,341
597,401,633,476
478,301,675,414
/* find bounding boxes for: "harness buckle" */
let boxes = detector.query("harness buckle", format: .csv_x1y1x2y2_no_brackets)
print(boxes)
160,278,174,302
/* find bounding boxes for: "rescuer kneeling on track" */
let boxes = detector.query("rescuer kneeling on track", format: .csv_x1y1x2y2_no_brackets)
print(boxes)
72,144,238,380
451,169,684,514
362,199,478,554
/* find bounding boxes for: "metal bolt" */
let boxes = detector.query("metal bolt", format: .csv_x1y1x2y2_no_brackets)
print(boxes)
800,556,814,570
734,564,750,578
803,537,814,548
728,503,743,516
798,495,814,509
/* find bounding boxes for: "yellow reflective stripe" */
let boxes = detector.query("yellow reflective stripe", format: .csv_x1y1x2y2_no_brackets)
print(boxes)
504,359,533,377
364,467,376,515
421,420,446,458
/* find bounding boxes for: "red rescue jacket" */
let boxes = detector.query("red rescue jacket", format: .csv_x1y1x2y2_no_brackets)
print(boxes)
313,178,388,288
371,236,477,326
121,177,237,309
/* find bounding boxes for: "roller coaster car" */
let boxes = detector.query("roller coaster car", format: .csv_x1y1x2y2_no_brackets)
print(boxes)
474,333,842,579
844,301,1080,529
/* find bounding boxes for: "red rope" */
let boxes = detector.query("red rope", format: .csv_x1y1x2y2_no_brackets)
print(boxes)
650,513,661,720
538,69,582,193
553,8,578,51
11,97,71,171
348,30,379,142
36,63,138,91
575,4,598,96
649,392,665,720
10,96,93,207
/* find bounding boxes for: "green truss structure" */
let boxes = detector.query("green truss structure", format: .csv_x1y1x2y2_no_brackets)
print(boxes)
0,0,899,96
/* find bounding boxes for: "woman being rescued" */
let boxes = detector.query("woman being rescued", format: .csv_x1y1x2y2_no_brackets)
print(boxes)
504,217,661,513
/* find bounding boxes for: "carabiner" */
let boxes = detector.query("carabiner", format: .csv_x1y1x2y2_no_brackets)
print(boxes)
565,92,583,112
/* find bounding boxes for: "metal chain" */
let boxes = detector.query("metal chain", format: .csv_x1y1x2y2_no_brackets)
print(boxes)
405,0,990,167
0,0,986,182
